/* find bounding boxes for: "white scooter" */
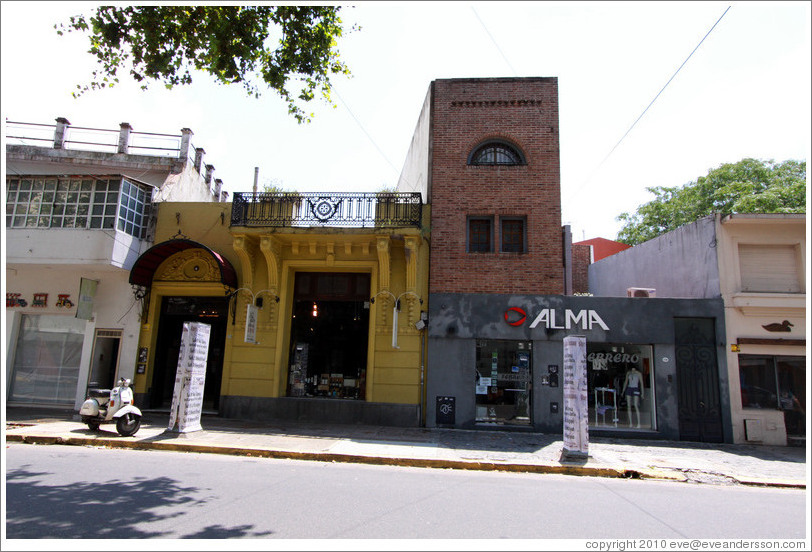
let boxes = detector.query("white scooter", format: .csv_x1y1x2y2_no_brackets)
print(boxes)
79,378,142,437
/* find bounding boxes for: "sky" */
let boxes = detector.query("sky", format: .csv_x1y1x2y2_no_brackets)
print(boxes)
2,1,810,241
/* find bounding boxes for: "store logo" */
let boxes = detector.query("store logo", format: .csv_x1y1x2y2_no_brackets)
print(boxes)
504,307,527,326
504,307,610,331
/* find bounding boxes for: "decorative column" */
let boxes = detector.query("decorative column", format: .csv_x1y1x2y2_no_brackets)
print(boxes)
404,235,421,323
260,235,282,327
232,235,255,329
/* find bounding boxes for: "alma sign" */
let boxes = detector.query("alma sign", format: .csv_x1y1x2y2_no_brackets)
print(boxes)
504,307,609,331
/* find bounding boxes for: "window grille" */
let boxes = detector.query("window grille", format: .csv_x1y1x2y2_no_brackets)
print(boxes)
468,141,525,166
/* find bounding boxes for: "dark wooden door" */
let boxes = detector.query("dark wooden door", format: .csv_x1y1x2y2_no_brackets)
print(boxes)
674,318,723,443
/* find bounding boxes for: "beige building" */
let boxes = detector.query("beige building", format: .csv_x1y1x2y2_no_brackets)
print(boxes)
716,214,805,445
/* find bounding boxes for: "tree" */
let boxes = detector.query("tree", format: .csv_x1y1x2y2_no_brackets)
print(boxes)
56,6,355,123
616,158,806,245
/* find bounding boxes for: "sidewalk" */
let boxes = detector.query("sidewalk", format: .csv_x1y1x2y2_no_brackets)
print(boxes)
5,406,807,488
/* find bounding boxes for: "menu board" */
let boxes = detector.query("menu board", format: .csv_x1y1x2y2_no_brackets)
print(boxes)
167,322,211,433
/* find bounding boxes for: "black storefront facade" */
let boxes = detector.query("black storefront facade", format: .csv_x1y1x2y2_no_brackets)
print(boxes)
426,293,733,443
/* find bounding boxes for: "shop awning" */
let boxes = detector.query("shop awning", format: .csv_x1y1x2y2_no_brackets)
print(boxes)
129,238,238,289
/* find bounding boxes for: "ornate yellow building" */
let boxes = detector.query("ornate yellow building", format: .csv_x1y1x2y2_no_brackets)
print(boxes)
129,194,429,426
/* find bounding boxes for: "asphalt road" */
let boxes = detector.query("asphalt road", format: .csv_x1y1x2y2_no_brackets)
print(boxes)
5,443,808,541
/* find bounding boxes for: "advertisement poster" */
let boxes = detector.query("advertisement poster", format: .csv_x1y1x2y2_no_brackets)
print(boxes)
562,335,589,456
167,322,211,433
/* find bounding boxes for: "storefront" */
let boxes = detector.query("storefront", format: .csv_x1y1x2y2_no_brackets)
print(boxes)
426,293,732,442
130,200,429,427
6,269,138,410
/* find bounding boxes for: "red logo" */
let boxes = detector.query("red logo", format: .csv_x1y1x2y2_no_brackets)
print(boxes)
504,307,527,326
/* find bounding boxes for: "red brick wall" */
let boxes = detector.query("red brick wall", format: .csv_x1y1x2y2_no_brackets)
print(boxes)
571,244,592,294
428,78,563,294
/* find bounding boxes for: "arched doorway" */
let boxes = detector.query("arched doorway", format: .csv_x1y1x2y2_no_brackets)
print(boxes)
130,239,238,412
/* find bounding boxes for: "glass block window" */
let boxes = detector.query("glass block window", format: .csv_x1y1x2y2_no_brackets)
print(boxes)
7,176,152,238
468,141,526,166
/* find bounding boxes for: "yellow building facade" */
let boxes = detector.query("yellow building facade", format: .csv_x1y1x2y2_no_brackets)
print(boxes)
130,195,430,426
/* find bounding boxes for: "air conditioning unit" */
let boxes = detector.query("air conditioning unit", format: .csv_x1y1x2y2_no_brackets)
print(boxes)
627,287,656,298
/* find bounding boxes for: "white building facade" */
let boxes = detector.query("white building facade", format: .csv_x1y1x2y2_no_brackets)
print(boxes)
5,118,225,409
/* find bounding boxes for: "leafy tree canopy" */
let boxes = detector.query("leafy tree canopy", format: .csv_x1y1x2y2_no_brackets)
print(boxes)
616,158,806,245
56,5,355,123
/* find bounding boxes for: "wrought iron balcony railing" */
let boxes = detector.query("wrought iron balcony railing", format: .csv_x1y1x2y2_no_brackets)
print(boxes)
231,192,423,228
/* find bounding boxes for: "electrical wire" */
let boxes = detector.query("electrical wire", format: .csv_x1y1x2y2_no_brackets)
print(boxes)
573,5,732,196
471,6,518,76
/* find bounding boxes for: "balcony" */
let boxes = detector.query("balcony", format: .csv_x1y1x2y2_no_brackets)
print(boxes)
230,192,423,229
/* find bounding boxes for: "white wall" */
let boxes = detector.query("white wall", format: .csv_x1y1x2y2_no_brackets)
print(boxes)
6,228,144,270
396,85,432,202
5,265,142,408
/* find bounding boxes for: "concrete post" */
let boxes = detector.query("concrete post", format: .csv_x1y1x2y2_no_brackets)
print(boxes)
117,122,132,154
214,178,223,201
194,147,205,173
205,164,214,187
179,128,193,162
53,117,70,149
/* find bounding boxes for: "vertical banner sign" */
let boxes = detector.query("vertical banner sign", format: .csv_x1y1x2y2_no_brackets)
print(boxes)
167,322,211,433
245,304,258,344
563,335,589,456
75,278,98,320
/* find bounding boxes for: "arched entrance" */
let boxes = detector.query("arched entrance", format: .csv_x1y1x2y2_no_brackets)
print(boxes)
130,239,238,412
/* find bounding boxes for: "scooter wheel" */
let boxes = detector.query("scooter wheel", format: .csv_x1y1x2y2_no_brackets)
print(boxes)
116,414,141,437
87,421,100,431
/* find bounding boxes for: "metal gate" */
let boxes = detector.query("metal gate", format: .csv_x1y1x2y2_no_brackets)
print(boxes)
674,318,723,442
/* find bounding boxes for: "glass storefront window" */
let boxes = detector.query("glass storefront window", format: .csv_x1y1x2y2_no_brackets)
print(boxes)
9,314,86,404
475,340,532,425
587,343,655,430
739,355,806,438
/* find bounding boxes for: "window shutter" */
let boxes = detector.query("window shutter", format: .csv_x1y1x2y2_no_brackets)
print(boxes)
739,244,801,292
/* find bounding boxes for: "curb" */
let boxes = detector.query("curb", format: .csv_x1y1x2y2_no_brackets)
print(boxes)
6,433,805,489
5,433,658,480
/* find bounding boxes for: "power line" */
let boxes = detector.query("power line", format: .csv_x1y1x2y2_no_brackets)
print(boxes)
332,86,401,177
575,5,732,195
471,6,518,76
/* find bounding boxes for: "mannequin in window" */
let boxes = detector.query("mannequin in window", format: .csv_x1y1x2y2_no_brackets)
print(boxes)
622,365,645,428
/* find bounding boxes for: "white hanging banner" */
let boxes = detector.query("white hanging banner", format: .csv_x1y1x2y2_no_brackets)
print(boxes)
167,322,211,433
75,278,98,320
392,304,400,349
245,304,258,344
563,335,589,456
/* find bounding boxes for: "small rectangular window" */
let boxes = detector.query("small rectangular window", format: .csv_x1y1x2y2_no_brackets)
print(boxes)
468,217,493,253
501,217,526,253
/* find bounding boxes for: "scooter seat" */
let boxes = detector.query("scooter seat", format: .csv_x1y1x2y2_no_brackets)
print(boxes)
88,389,111,398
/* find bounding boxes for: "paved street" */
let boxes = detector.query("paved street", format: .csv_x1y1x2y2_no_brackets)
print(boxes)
5,443,807,540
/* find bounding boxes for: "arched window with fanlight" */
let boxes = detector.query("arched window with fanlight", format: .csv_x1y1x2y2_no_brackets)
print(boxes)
467,140,526,166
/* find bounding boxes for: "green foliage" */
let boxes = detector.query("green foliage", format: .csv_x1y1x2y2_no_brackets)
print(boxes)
56,6,355,123
616,158,806,245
